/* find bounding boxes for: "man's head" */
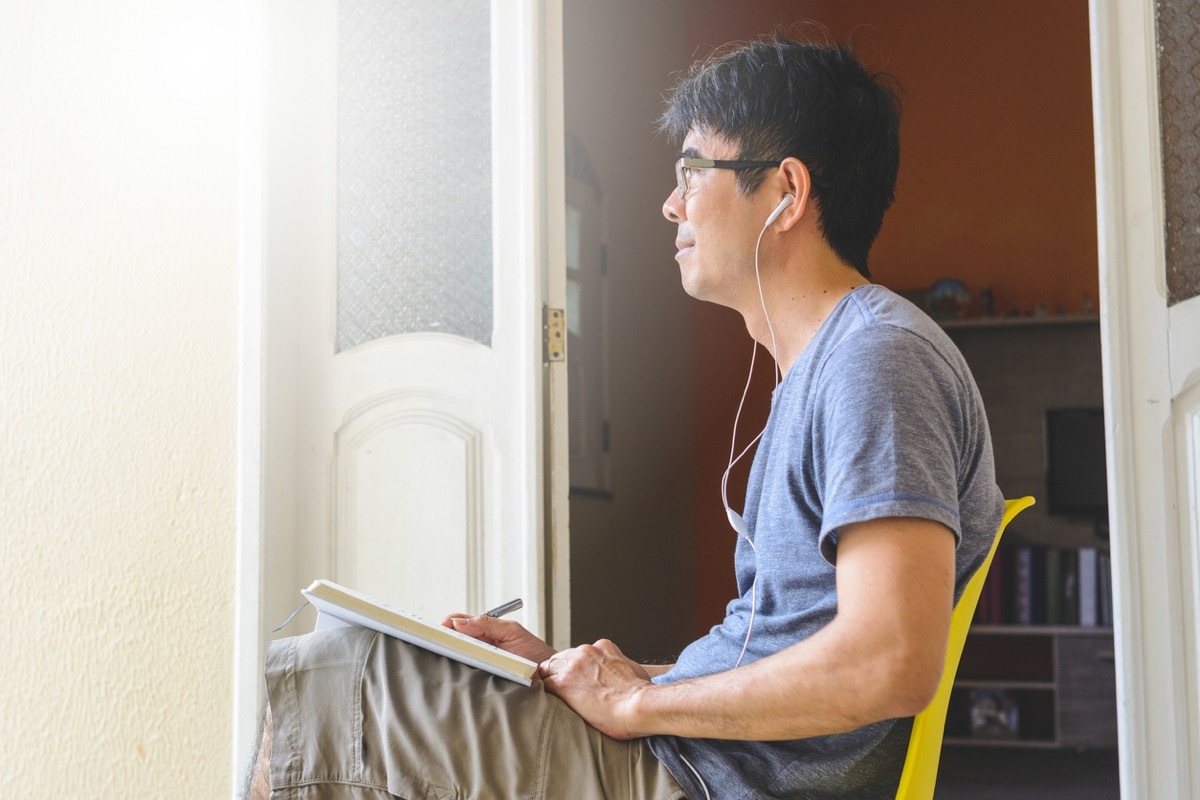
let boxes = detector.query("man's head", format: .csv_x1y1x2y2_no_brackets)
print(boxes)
660,33,900,278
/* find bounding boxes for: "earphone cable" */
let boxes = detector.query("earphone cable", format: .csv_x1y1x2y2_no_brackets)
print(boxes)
727,212,783,670
721,339,764,513
721,218,783,509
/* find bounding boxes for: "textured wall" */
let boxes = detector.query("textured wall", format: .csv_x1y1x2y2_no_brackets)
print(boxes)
947,322,1104,549
0,1,239,796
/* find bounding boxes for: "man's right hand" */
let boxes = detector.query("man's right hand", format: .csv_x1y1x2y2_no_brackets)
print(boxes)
440,613,557,664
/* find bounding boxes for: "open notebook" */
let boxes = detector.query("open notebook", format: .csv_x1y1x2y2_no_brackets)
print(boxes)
302,579,539,686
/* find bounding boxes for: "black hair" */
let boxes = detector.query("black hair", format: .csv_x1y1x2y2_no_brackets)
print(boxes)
660,31,901,278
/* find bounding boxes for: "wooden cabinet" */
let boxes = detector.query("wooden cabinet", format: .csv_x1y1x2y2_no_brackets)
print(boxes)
944,626,1118,748
1056,632,1120,748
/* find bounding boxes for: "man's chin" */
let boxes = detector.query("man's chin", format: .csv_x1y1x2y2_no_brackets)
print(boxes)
678,258,733,304
678,271,706,301
681,283,728,308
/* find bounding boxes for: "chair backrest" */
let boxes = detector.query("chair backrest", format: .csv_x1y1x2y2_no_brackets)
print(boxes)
894,496,1036,800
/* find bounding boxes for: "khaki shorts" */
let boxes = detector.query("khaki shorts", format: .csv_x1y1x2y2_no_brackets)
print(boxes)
265,627,688,799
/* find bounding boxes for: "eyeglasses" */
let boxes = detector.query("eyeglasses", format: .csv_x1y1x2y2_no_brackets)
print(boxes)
674,157,831,200
674,158,780,200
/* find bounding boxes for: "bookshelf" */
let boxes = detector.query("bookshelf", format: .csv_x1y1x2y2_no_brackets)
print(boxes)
938,315,1117,750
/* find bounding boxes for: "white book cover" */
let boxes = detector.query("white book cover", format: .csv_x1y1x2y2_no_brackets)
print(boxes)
301,579,538,686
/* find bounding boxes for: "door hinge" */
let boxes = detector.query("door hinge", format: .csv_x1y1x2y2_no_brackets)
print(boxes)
543,306,566,363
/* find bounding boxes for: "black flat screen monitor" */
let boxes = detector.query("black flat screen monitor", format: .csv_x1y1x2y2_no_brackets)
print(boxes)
1045,408,1108,519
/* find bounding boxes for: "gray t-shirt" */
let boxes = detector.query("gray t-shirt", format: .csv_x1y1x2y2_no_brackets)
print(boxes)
648,284,1004,799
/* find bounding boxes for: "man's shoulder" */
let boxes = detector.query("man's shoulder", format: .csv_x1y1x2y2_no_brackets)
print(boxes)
818,286,968,381
839,285,954,347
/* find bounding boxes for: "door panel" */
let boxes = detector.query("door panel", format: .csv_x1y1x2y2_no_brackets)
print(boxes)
258,0,565,652
334,389,487,617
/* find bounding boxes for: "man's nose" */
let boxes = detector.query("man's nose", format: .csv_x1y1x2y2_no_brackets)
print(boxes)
662,189,685,222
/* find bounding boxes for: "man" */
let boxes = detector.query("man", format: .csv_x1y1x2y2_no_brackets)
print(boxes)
246,33,1003,800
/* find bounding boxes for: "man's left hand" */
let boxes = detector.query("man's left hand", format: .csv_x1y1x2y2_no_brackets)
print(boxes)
539,639,653,740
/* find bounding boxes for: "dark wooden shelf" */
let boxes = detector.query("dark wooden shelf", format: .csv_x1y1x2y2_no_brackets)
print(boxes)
938,314,1099,330
949,626,1117,749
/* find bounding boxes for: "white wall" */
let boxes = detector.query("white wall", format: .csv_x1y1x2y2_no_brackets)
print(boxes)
0,1,240,796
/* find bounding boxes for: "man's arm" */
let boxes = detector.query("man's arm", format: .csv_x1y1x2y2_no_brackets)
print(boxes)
540,517,956,741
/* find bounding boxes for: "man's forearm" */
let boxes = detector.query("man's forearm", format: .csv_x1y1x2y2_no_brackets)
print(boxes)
625,619,928,740
543,520,955,743
621,520,957,741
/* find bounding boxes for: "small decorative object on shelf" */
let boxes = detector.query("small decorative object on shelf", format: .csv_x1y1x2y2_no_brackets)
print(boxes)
969,689,1020,740
980,284,995,317
926,278,972,320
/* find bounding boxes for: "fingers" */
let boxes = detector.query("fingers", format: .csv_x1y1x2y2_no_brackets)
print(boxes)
442,615,557,663
538,645,576,680
538,655,556,681
538,641,617,681
442,613,532,643
442,614,505,646
446,614,493,636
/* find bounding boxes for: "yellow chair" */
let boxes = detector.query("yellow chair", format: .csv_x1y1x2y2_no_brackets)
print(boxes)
894,496,1036,800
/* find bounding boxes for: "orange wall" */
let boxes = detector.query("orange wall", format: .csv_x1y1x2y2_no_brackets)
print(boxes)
686,1,1098,635
846,0,1098,315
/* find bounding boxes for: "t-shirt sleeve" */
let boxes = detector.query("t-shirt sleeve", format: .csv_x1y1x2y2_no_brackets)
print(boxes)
812,325,965,563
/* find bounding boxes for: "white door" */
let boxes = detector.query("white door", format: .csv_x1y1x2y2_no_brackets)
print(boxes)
252,0,567,673
1091,0,1200,795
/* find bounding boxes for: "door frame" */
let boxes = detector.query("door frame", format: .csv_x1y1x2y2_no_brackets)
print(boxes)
232,0,265,789
231,0,567,794
1091,0,1199,796
230,0,1200,795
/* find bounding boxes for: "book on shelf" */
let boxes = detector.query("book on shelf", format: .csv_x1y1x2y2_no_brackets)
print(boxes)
1059,548,1079,626
1045,548,1062,626
1029,546,1048,624
1014,547,1035,625
300,579,539,686
1078,547,1099,627
975,544,1112,628
1098,552,1114,627
975,545,1007,625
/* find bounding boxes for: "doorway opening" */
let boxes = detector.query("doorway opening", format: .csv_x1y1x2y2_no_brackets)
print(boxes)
562,1,1118,796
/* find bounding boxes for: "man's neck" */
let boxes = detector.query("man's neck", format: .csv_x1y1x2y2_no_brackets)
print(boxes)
743,249,869,377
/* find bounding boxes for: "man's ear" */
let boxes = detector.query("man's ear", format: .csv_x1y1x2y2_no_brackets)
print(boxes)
773,157,816,231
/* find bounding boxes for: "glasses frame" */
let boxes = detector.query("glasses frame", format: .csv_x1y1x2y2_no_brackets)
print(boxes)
674,158,779,200
674,157,832,200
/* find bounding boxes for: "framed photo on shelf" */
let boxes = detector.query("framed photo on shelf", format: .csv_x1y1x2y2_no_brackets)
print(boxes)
969,689,1020,739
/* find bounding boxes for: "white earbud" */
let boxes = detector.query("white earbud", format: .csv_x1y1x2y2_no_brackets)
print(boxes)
726,506,751,539
764,194,796,227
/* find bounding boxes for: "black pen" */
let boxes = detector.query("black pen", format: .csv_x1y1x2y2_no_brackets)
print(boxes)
484,598,523,618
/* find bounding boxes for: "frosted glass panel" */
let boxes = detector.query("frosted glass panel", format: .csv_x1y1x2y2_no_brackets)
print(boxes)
1157,0,1200,304
337,0,493,351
